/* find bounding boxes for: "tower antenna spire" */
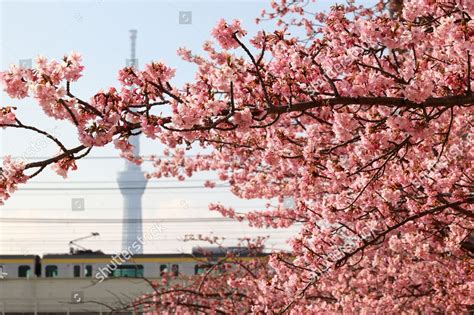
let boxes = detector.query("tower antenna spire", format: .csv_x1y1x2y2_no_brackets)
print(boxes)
130,29,137,65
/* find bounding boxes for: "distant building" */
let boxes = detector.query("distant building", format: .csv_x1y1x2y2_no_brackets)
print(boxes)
118,30,147,254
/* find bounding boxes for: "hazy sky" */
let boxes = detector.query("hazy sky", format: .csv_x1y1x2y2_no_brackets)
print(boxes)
0,0,374,255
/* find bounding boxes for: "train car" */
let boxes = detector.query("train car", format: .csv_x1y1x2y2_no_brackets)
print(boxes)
42,251,109,279
41,252,197,279
191,246,269,275
0,255,40,278
0,247,267,280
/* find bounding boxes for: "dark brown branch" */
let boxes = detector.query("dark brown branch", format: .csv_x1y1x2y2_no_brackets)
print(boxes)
25,145,87,169
10,119,68,154
232,33,273,108
335,196,474,267
264,95,474,115
57,99,79,126
66,81,103,117
467,51,472,95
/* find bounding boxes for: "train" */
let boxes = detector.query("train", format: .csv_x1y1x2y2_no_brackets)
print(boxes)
0,247,267,280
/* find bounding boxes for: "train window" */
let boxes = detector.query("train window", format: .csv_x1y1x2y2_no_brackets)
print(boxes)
171,264,179,276
160,264,168,276
84,265,92,277
194,264,212,275
112,265,144,277
18,265,31,278
45,265,58,277
73,265,81,277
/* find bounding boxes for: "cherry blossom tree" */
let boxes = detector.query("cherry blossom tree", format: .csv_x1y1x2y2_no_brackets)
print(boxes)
1,0,473,312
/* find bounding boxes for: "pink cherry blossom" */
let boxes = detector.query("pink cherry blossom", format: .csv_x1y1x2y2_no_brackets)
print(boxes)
0,156,27,205
0,107,16,126
0,0,473,313
211,19,247,49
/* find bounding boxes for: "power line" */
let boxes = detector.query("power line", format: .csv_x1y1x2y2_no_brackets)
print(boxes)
2,219,303,226
0,226,297,231
10,191,229,196
0,226,299,231
0,229,297,234
0,205,261,211
2,155,200,160
16,184,229,191
0,217,237,223
0,239,291,244
27,179,218,184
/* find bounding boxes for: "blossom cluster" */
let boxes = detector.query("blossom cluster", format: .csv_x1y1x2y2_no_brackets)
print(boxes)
0,156,27,205
0,0,473,312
